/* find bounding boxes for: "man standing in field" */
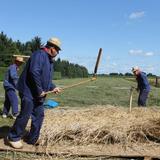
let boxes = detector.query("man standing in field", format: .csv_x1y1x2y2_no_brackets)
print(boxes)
132,66,151,107
7,37,61,149
2,56,24,119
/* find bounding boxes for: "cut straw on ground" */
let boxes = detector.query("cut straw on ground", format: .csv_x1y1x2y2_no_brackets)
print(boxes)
38,105,160,149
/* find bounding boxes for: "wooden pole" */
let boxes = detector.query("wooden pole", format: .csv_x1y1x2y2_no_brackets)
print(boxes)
44,77,96,95
129,87,134,113
93,48,102,77
155,76,158,87
44,48,102,96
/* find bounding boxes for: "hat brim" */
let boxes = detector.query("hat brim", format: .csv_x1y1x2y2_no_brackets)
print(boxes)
47,41,61,51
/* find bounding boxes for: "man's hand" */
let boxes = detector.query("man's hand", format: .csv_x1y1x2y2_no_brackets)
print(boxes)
40,91,46,97
52,87,62,94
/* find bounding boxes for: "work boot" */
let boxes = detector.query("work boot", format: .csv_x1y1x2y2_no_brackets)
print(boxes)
34,139,41,146
2,114,7,118
7,139,23,149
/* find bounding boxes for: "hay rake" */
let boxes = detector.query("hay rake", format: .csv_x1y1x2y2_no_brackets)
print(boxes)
44,48,102,95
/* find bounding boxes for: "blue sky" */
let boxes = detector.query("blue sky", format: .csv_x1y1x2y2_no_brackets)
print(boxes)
0,0,160,75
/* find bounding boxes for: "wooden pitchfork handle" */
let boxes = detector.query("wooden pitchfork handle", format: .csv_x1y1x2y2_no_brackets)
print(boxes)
44,77,97,95
44,48,102,96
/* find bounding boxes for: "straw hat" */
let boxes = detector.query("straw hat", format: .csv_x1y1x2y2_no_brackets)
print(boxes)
132,66,139,72
47,37,61,50
15,56,24,63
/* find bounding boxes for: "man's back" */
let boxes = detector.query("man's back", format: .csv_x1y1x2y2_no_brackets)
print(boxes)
136,72,150,91
3,64,18,90
17,49,54,100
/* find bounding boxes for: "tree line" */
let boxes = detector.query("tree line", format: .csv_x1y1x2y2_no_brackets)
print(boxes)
0,31,88,78
108,72,156,77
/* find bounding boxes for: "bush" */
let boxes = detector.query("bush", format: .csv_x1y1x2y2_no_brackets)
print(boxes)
0,67,7,81
53,72,62,80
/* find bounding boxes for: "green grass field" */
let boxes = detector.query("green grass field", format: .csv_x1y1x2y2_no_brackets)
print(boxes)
0,77,160,111
0,76,160,126
47,77,160,107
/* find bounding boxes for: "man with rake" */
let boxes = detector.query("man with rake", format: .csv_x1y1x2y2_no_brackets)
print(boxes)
7,37,61,149
132,66,151,107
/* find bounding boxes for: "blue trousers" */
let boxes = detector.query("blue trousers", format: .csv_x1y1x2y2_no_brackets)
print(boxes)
8,95,44,144
138,89,150,107
2,89,18,115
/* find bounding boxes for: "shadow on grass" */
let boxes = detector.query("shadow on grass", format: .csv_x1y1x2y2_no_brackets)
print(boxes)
0,108,2,115
0,125,10,139
0,126,29,139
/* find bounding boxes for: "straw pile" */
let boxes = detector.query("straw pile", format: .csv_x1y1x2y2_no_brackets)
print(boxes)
39,105,160,147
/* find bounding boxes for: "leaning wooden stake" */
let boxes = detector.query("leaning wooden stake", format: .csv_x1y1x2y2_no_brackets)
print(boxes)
44,48,102,95
93,48,102,77
129,87,135,112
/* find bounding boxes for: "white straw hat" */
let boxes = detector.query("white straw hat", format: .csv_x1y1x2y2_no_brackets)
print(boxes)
47,37,61,50
15,56,24,63
132,66,139,72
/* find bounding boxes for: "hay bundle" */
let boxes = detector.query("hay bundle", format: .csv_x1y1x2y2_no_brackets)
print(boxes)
39,105,160,147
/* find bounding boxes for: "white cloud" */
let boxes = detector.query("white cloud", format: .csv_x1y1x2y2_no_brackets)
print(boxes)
129,49,143,55
129,49,154,57
145,52,154,56
129,11,145,19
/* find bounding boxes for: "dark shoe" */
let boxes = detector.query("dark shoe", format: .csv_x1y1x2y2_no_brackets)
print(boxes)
23,134,40,146
26,139,41,146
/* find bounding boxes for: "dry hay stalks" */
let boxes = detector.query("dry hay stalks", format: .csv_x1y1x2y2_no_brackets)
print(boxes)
39,105,160,148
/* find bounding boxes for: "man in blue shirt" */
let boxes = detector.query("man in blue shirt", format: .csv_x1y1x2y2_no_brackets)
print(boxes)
2,57,24,119
132,66,151,107
7,37,62,149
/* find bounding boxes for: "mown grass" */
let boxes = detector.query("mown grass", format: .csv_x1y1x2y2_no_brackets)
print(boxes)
47,77,160,107
51,77,132,107
0,77,160,112
0,76,160,125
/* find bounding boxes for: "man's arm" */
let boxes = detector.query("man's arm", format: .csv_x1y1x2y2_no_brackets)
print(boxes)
9,65,19,87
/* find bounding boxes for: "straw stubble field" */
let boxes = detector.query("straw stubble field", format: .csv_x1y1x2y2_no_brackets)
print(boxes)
38,106,160,155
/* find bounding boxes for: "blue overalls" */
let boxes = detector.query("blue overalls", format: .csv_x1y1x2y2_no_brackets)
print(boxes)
8,49,56,144
2,64,19,116
136,72,151,106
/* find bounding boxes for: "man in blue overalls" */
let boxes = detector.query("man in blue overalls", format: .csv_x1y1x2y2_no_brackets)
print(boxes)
132,66,151,107
7,37,62,149
2,56,24,119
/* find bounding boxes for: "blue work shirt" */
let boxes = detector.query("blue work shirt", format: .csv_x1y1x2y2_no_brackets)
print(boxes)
3,64,18,91
136,72,151,91
17,49,56,100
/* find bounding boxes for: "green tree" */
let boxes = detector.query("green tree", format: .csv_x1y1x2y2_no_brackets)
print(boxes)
0,32,20,66
30,36,42,52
